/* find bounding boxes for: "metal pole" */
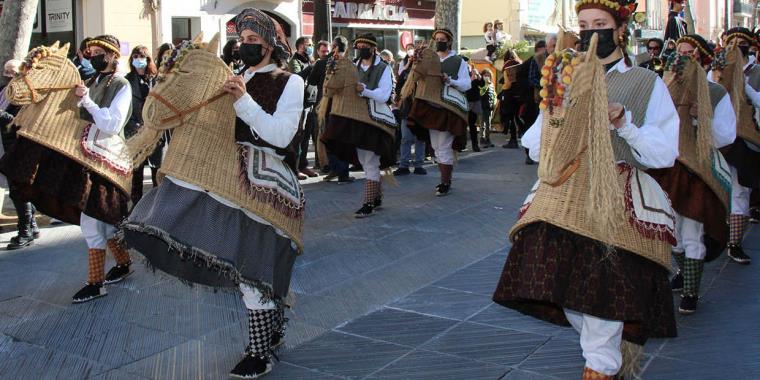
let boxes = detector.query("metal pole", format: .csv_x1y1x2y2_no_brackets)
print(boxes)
313,0,332,42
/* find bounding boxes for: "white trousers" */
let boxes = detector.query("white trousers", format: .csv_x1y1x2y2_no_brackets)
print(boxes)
672,214,706,260
564,309,623,376
80,213,117,249
357,148,381,181
429,129,455,165
730,166,751,216
240,283,277,310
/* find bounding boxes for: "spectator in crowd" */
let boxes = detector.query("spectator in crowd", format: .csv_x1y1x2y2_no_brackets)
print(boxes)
479,69,496,148
394,43,427,176
499,49,523,149
315,40,330,60
222,39,244,75
125,45,158,204
522,40,547,164
465,64,484,152
72,37,96,81
484,22,496,62
291,36,318,179
1,59,39,249
289,36,314,76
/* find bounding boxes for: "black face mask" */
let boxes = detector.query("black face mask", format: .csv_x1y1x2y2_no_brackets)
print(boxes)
90,54,109,72
239,43,266,67
738,45,750,58
435,41,449,52
232,50,240,61
358,47,373,60
578,28,617,59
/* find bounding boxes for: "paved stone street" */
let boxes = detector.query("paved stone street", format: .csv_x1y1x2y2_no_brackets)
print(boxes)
0,136,758,379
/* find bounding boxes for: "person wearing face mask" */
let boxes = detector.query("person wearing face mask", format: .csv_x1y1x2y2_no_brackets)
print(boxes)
125,45,157,204
493,0,680,378
288,36,313,76
708,27,760,266
648,34,736,315
0,59,40,250
222,39,244,75
394,43,428,176
408,28,471,197
290,36,319,179
124,9,304,379
71,37,96,81
321,33,396,218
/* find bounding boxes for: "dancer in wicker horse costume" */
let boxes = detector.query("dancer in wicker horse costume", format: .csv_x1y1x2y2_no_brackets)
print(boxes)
492,1,681,378
0,36,158,303
709,28,760,265
649,34,736,315
319,33,397,218
400,28,471,196
122,9,304,379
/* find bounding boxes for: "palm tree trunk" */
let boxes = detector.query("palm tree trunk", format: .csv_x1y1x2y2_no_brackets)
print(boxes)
0,0,40,88
434,0,462,51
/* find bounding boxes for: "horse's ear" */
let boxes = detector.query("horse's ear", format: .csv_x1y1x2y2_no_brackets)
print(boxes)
58,43,71,56
207,33,221,54
192,32,204,44
50,41,61,49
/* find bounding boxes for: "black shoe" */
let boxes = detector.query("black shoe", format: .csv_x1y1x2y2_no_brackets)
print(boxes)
525,157,536,165
435,182,451,197
323,171,338,181
355,203,375,218
413,167,427,175
503,140,519,149
7,234,34,250
349,164,363,172
271,332,285,350
72,283,107,304
372,197,382,210
727,244,751,265
472,146,481,152
393,167,411,175
230,355,273,379
678,294,698,315
104,263,133,284
337,176,355,184
670,271,683,292
31,219,40,239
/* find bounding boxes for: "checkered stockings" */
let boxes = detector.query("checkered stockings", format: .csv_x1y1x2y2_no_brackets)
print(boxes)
729,214,750,245
106,238,131,266
245,309,276,358
87,249,106,284
363,180,381,203
582,366,613,379
672,251,685,272
682,258,705,297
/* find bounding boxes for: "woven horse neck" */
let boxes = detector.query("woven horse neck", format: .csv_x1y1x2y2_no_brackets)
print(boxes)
149,90,228,126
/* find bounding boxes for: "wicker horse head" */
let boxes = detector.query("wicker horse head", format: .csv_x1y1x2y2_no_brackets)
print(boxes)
714,45,760,146
5,42,160,194
537,33,624,234
399,47,468,121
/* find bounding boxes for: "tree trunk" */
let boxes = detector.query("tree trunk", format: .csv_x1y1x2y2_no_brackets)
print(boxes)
0,0,40,88
434,0,462,51
313,0,332,43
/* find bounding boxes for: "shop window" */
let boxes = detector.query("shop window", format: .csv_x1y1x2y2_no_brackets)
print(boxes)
172,17,200,45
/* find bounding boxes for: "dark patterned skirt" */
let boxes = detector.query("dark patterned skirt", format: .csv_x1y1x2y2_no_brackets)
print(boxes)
408,100,468,151
492,222,677,345
720,138,760,189
648,161,728,261
0,135,130,225
122,178,298,302
321,114,395,169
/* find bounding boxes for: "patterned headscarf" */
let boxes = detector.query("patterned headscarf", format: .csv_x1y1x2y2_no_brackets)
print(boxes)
234,8,291,61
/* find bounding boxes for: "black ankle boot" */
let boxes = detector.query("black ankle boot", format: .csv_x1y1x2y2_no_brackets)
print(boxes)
7,199,34,250
232,309,276,379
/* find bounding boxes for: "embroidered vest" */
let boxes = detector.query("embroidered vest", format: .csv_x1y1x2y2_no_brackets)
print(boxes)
234,69,300,171
81,74,132,138
357,59,388,93
606,67,658,169
440,55,463,79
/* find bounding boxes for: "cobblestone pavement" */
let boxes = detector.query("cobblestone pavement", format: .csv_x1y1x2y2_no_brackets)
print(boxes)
0,136,758,379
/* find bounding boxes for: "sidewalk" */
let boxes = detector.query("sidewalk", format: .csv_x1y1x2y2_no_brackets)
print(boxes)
0,135,757,379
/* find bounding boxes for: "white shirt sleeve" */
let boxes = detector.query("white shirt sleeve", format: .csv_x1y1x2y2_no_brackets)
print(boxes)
614,76,680,169
233,74,305,149
79,84,131,135
521,112,543,162
449,59,472,92
745,81,760,108
360,65,392,103
484,32,495,45
711,93,737,148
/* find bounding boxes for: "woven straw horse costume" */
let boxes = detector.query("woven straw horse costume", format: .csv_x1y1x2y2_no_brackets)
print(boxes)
123,33,303,303
1,41,158,225
651,56,732,254
492,34,678,378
